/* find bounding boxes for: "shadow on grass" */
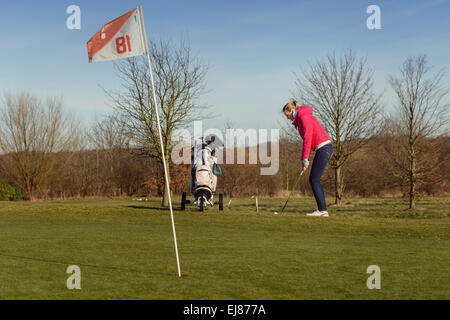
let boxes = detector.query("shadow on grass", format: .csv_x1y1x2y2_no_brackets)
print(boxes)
0,252,171,277
126,205,182,211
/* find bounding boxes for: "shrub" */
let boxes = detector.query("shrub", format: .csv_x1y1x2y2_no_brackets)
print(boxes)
0,179,22,201
11,184,23,201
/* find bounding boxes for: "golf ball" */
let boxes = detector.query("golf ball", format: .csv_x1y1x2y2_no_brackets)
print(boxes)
274,211,278,215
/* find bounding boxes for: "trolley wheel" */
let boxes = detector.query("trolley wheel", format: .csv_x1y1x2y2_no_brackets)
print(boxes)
199,197,205,212
218,193,223,211
181,192,186,210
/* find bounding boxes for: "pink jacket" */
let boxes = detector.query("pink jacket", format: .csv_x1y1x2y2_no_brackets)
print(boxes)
292,105,331,160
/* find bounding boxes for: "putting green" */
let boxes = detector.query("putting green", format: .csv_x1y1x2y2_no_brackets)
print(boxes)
0,197,448,299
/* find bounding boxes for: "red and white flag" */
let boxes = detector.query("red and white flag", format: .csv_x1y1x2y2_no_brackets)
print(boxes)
87,7,148,63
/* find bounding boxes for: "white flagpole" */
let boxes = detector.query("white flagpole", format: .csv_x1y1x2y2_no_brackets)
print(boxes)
138,6,182,277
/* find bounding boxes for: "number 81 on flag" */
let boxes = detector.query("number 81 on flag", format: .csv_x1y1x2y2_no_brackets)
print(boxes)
116,35,132,54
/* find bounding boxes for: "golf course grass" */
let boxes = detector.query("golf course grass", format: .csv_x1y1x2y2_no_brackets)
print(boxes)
0,196,448,299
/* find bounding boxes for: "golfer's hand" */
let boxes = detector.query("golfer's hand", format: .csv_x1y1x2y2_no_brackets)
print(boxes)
302,159,309,172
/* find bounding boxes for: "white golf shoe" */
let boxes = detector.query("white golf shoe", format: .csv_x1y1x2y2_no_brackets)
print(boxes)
306,210,329,217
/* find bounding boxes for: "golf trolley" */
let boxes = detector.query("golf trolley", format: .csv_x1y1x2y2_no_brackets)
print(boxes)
180,135,224,212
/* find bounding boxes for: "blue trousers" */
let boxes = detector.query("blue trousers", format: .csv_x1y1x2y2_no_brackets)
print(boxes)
309,143,333,211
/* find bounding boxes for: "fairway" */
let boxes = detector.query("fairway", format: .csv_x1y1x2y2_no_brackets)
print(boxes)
0,197,449,300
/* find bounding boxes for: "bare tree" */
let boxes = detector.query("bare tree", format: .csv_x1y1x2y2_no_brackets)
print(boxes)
89,113,130,195
294,50,383,204
387,55,449,209
106,39,209,206
0,92,81,199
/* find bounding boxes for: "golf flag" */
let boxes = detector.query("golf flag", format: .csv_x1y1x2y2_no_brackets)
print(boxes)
87,7,148,63
87,7,182,277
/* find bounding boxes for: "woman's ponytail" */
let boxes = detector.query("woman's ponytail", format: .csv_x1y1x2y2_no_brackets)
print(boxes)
282,99,299,113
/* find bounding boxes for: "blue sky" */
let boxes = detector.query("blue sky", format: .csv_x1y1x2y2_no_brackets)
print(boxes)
0,0,449,130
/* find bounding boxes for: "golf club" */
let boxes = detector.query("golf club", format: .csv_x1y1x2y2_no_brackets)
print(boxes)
279,171,304,215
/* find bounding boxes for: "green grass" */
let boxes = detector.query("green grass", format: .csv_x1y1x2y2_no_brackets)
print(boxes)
0,196,449,299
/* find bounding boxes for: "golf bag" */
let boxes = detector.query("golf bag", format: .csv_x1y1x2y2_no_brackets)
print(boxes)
190,134,224,210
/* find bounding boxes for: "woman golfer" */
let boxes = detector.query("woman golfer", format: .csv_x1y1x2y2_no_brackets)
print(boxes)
283,100,333,217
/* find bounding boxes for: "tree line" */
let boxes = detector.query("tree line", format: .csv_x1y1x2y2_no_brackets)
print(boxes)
0,133,448,202
0,41,448,208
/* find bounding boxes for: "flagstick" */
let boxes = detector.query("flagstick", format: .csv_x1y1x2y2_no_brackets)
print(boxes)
140,7,181,278
146,52,181,278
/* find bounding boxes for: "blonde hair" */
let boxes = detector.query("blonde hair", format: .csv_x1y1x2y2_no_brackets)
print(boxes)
282,99,299,114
